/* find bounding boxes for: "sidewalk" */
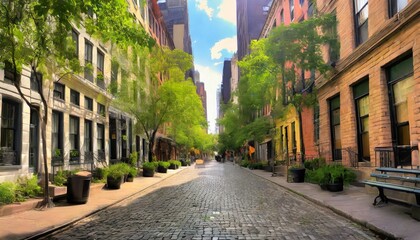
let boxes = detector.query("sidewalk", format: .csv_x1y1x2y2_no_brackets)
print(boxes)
0,167,187,240
246,168,420,240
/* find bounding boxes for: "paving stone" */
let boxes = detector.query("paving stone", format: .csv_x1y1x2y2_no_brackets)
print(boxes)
49,162,379,240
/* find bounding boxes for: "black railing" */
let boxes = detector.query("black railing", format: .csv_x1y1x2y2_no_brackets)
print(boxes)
375,145,418,168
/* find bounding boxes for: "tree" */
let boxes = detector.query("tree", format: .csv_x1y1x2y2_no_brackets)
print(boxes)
115,47,204,162
0,0,153,208
266,13,338,162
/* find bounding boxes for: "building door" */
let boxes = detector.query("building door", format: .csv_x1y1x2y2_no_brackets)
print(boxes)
387,56,413,167
109,118,117,160
29,108,39,173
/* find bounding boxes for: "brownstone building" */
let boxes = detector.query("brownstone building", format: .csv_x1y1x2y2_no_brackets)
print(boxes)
316,0,419,175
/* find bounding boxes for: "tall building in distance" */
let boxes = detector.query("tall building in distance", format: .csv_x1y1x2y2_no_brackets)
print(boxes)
194,71,208,127
236,0,272,61
221,60,232,104
159,0,194,81
158,0,192,54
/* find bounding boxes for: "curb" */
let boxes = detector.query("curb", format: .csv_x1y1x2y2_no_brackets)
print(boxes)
24,166,189,240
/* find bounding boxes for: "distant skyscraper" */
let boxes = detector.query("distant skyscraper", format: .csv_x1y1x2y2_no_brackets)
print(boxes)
236,0,272,61
221,60,232,104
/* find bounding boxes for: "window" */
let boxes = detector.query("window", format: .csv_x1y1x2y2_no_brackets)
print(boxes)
97,50,105,88
290,0,295,21
291,122,296,151
84,120,92,152
53,83,65,100
387,56,413,166
72,29,79,57
110,61,119,94
84,97,93,111
1,99,20,165
52,111,63,156
330,96,341,160
389,0,408,17
84,40,93,82
69,116,79,151
353,80,370,161
97,103,105,116
3,61,20,83
308,2,315,17
97,124,104,150
354,0,368,46
70,89,80,106
314,104,320,143
280,9,284,23
97,50,104,76
30,71,42,92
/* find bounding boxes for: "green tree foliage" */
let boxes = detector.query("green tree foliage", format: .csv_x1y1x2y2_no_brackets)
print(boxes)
115,47,208,161
218,13,338,159
0,0,153,208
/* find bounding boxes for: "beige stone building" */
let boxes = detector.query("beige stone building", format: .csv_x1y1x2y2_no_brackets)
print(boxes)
0,0,173,182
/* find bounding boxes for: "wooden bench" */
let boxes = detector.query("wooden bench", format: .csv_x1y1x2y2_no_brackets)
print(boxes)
363,167,420,206
195,159,204,168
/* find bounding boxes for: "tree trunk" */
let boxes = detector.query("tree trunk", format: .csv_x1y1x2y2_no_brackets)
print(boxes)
39,109,54,208
298,110,306,163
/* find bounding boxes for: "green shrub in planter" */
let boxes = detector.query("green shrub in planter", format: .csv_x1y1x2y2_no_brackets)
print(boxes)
0,181,16,204
143,162,156,177
304,158,326,170
105,164,125,189
93,167,107,182
126,167,138,182
157,161,170,173
129,152,138,167
53,170,76,186
185,159,191,166
240,160,249,167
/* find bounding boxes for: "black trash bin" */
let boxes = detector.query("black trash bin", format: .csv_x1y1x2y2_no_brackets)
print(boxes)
67,171,92,204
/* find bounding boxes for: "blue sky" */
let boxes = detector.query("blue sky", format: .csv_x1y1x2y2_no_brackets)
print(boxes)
188,0,237,134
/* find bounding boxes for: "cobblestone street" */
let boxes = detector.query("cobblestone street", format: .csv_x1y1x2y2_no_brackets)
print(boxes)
48,161,379,240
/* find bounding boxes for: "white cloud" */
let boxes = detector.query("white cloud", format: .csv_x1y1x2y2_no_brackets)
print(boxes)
214,61,223,66
210,36,237,60
217,0,236,25
195,64,222,134
195,0,214,19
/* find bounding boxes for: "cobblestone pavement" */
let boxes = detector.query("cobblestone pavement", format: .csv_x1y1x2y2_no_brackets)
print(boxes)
47,161,380,240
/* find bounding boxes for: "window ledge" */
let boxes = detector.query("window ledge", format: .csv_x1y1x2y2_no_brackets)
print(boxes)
0,165,22,171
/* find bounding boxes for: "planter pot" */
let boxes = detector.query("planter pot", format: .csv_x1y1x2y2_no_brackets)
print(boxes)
264,165,272,172
169,164,177,170
157,166,168,173
126,174,134,182
143,169,155,177
107,176,123,189
290,168,306,183
181,160,187,166
327,182,343,192
319,183,328,191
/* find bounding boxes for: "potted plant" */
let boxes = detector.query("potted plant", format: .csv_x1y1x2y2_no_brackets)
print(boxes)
326,164,356,192
52,149,64,166
288,163,306,183
142,162,155,177
126,167,137,182
69,149,80,164
168,160,181,169
105,164,124,189
157,161,170,173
